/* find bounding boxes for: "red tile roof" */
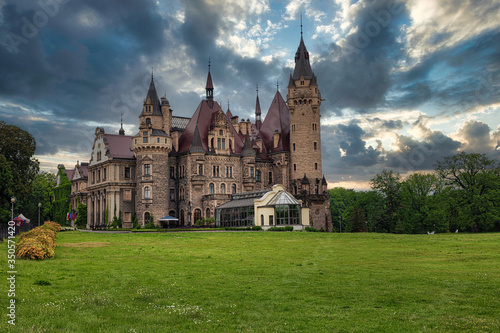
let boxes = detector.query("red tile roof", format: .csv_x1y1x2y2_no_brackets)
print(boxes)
259,91,290,153
105,134,134,159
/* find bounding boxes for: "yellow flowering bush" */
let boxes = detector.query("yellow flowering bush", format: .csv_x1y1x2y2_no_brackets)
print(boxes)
16,221,61,260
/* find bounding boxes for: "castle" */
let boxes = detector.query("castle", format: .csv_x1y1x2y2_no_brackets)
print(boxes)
77,32,332,230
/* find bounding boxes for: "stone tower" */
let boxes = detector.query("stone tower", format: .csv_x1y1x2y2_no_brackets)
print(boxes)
287,28,332,231
132,74,172,226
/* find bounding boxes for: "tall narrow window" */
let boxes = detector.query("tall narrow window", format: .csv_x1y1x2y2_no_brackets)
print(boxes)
294,164,296,171
217,138,221,149
146,118,151,124
314,142,317,150
170,189,175,201
256,170,261,182
293,143,295,151
250,167,254,178
144,186,151,199
315,163,318,170
209,183,214,194
199,164,203,175
222,138,225,149
144,164,151,175
232,184,236,194
170,167,175,178
221,183,226,194
124,167,130,178
269,172,273,184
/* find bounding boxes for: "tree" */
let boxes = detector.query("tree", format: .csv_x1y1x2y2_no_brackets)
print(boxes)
400,173,447,233
435,152,500,232
53,166,71,224
0,155,13,225
75,201,87,229
0,121,40,198
370,170,402,233
20,171,57,224
348,206,368,232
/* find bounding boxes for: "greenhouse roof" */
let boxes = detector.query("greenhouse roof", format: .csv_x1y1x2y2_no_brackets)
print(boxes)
267,190,300,206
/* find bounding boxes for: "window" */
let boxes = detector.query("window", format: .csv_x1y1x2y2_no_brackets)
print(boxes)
276,204,300,225
314,142,317,150
209,183,214,194
143,137,148,143
256,170,261,182
144,212,150,224
221,138,225,149
124,212,131,223
97,170,101,182
315,163,318,170
300,80,304,85
143,131,148,136
292,124,295,132
144,186,151,199
169,210,176,218
199,164,203,175
315,185,319,194
294,164,296,171
217,138,221,149
261,215,264,226
219,130,223,135
103,167,106,181
269,172,273,184
232,184,236,194
269,215,273,226
170,189,175,201
250,167,254,178
206,208,211,218
144,164,151,175
170,167,175,178
312,123,317,131
213,166,219,177
293,143,295,151
221,183,226,194
146,118,151,124
157,138,160,143
124,167,130,178
226,166,232,178
194,209,202,223
97,151,101,161
124,189,132,201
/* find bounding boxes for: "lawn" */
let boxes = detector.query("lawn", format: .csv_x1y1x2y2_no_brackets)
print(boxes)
1,231,499,332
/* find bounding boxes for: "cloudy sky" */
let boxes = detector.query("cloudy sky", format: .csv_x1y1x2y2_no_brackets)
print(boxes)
1,0,499,190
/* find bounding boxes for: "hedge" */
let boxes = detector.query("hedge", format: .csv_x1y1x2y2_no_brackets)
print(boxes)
16,221,61,260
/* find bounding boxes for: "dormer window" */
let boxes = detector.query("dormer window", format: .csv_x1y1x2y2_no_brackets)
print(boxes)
146,118,151,124
219,130,223,135
300,81,304,85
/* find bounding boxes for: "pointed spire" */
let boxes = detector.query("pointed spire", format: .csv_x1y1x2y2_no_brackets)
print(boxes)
255,84,262,130
190,124,205,153
206,57,214,101
141,73,162,116
119,112,125,135
276,79,279,91
292,19,314,81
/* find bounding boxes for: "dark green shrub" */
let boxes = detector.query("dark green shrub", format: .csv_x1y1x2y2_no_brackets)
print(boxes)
305,226,318,232
251,226,263,230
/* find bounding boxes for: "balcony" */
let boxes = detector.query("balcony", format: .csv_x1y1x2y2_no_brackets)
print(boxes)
202,194,232,201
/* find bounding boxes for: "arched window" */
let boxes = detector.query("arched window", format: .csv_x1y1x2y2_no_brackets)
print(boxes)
169,210,176,218
261,214,264,226
221,183,226,194
232,184,236,194
206,208,210,218
209,183,214,194
146,118,151,124
194,209,202,223
180,210,185,226
144,186,151,199
144,212,150,224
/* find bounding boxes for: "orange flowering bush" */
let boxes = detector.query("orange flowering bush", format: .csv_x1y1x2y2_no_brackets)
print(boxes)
16,221,61,260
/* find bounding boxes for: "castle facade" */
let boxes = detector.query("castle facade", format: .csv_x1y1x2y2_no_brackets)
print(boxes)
83,34,332,231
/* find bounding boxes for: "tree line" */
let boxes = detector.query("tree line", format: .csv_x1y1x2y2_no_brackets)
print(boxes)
330,152,500,233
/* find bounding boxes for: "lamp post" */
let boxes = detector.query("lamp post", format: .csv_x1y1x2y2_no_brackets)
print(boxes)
38,202,42,227
11,196,16,220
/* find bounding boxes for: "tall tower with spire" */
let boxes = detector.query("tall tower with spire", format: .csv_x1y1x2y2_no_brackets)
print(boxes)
287,23,331,231
132,72,173,226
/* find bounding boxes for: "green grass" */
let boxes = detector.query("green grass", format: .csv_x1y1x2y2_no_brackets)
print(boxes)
1,232,499,332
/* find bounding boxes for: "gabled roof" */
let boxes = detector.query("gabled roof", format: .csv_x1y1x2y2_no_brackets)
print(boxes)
64,169,74,181
292,37,315,81
105,134,134,159
141,77,162,116
267,190,300,205
259,90,290,153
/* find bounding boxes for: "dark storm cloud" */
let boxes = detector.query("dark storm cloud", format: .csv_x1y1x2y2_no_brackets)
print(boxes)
315,0,409,115
0,0,170,157
385,130,462,171
457,120,496,154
